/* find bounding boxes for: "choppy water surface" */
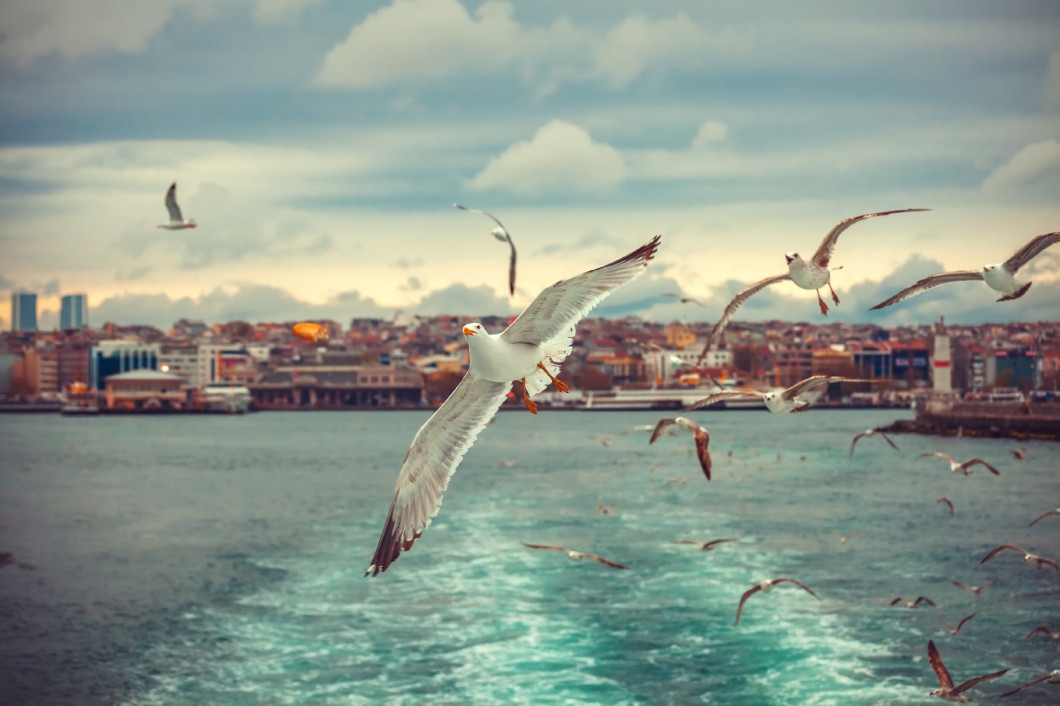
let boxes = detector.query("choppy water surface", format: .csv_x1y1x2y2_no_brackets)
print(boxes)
1,410,1058,705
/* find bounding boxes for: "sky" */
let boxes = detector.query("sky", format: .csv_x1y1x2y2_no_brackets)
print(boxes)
1,0,1059,333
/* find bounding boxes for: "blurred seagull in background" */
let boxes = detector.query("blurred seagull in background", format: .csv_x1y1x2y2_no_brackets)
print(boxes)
1030,507,1060,526
926,639,1008,702
919,452,1000,476
662,292,704,306
673,538,738,551
1009,446,1027,460
891,596,936,609
157,182,197,230
937,498,955,515
951,580,994,596
685,375,867,414
455,203,518,297
871,231,1060,310
649,416,713,480
999,669,1060,699
980,544,1060,589
520,542,630,569
941,613,977,636
850,428,900,457
696,208,929,363
734,578,821,626
1024,626,1060,641
365,236,660,576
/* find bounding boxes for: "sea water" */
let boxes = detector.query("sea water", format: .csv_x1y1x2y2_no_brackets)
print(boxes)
0,410,1057,705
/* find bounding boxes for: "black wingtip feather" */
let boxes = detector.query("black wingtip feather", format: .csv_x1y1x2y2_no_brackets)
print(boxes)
365,504,422,577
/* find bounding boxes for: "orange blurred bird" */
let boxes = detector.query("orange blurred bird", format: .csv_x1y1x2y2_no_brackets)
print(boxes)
293,322,329,343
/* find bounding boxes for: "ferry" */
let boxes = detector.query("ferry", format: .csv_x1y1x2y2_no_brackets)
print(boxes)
60,381,100,415
199,384,252,413
581,384,771,411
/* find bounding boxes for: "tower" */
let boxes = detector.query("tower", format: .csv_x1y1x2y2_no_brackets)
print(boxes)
932,316,952,394
60,293,89,329
11,292,37,332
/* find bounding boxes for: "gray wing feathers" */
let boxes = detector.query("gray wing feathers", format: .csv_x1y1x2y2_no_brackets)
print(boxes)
869,270,983,310
697,273,791,363
812,208,930,268
1004,231,1060,273
366,370,510,575
165,183,183,222
503,235,660,346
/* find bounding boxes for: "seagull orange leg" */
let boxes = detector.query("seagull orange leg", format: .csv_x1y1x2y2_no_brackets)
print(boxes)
520,378,538,414
537,362,569,392
817,290,829,315
828,282,840,305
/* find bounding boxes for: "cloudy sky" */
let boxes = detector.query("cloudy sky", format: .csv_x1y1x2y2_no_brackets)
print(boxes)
2,0,1059,332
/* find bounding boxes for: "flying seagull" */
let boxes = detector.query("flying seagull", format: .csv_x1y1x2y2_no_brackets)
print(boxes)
951,580,994,596
941,613,977,636
1000,669,1060,699
696,208,929,363
870,231,1060,310
919,452,1000,476
455,203,518,297
672,538,738,551
662,292,704,306
685,375,867,414
979,544,1060,589
937,498,955,516
734,578,821,626
519,542,630,569
1025,626,1060,641
850,428,900,457
157,182,197,230
1030,507,1060,526
365,235,660,576
926,639,1009,702
649,416,713,480
1009,446,1027,460
891,596,936,609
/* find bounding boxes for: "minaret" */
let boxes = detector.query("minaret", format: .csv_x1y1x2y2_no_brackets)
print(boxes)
932,315,952,394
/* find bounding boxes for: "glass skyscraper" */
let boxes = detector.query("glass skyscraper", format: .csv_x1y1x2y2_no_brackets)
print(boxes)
60,293,88,329
11,292,37,332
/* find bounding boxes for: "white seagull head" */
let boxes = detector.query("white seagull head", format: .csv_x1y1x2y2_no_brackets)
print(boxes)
784,252,800,265
462,322,485,338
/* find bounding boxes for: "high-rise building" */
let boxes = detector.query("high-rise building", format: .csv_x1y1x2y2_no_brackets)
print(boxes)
11,292,37,332
60,293,89,329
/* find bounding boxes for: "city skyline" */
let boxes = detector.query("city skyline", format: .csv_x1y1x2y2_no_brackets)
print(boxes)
1,1,1059,331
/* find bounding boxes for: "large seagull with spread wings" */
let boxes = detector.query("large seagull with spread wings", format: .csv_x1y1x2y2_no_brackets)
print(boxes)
366,235,661,576
696,208,928,364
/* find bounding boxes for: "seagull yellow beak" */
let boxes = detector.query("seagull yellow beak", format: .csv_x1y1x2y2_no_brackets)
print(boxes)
463,326,476,336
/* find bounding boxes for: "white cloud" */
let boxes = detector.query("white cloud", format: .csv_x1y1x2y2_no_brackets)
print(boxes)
982,139,1060,192
591,13,706,89
691,121,728,151
315,0,524,88
470,120,625,195
0,0,319,66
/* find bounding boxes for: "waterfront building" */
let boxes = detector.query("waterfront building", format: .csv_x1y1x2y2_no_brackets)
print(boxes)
195,344,260,388
90,341,161,390
11,292,37,332
103,369,187,411
60,294,88,329
250,364,423,409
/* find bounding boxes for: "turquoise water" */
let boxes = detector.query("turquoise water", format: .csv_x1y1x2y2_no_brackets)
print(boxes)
1,410,1057,705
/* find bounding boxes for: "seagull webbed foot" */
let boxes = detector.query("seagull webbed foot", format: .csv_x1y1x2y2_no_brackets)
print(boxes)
521,378,538,414
537,362,569,393
817,291,829,315
828,283,840,305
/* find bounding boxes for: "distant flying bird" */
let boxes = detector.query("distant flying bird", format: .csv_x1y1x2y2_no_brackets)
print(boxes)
937,498,955,516
919,452,1000,476
849,428,900,457
832,530,857,544
597,502,615,515
926,639,1009,703
951,580,994,596
157,182,197,230
292,322,329,343
1029,507,1060,527
891,596,936,609
672,538,738,551
941,613,977,636
1009,447,1027,460
519,542,630,570
365,235,659,576
1025,626,1060,641
649,416,713,480
455,203,518,297
870,231,1060,310
685,375,867,414
662,292,704,306
979,544,1060,588
999,669,1060,699
734,578,821,626
696,208,929,363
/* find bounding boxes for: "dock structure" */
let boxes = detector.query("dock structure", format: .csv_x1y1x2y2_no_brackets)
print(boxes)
886,400,1060,441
